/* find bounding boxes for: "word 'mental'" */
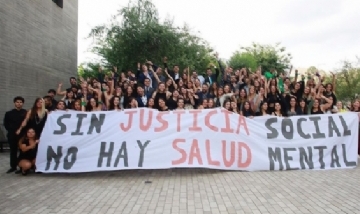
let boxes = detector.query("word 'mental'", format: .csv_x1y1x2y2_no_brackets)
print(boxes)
268,144,356,170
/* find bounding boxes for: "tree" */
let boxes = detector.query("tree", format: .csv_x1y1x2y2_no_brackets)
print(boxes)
228,52,257,71
85,0,216,75
231,42,292,73
332,60,360,102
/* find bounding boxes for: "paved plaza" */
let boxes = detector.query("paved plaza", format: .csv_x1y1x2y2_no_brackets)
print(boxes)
0,152,359,214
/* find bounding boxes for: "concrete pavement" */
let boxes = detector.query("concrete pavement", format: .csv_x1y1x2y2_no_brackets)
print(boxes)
0,152,359,214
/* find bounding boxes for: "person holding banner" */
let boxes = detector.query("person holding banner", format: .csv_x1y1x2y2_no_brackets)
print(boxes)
240,101,255,118
146,98,155,109
256,101,269,116
351,100,360,155
16,98,48,138
272,101,283,117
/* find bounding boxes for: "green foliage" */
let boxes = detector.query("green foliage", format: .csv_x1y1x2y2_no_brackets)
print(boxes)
85,0,216,75
306,66,317,75
332,60,360,102
77,63,99,79
228,52,257,71
233,42,292,73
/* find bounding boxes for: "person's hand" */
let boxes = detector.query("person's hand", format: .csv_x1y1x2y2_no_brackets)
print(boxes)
164,68,168,74
58,82,63,87
16,129,21,135
113,66,117,72
163,57,168,63
35,140,39,144
146,60,153,66
131,73,135,78
137,62,141,69
98,66,102,72
310,88,315,94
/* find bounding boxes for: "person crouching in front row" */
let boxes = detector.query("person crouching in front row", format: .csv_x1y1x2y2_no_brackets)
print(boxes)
18,128,39,176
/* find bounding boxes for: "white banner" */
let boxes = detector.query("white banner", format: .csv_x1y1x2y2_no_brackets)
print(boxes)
36,108,359,173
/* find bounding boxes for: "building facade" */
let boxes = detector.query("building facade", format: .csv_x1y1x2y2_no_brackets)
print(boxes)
0,0,78,141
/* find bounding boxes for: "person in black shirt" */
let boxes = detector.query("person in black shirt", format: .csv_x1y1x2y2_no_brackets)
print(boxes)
3,96,27,173
47,89,58,107
43,95,56,112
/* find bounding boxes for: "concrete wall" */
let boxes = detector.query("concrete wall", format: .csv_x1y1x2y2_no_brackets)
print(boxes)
0,0,78,132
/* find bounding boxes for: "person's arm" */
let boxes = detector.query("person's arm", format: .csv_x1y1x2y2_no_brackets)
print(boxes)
314,75,321,90
292,70,299,85
109,75,115,95
81,98,86,112
135,62,142,79
164,68,177,89
149,66,160,83
61,94,66,101
56,83,66,96
189,92,195,106
18,138,38,152
3,112,10,131
103,88,111,108
264,78,268,98
320,95,333,111
152,91,157,99
330,72,336,93
253,95,261,112
166,91,172,100
97,66,104,84
16,110,31,135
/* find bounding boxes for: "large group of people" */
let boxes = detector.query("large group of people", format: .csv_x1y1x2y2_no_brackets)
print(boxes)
3,53,360,175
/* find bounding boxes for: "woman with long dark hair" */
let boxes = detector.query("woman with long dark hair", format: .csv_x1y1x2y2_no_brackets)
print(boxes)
18,128,38,176
256,101,269,116
240,101,255,118
62,89,75,109
56,100,67,111
16,98,48,138
296,98,309,115
272,101,283,117
108,96,121,111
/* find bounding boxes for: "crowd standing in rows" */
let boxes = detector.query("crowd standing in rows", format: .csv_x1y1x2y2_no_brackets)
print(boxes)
4,53,360,175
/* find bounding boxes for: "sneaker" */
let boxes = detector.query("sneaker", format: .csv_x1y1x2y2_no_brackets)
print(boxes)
6,168,16,174
21,170,28,176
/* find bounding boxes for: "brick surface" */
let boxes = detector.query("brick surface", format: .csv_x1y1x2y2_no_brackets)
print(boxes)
0,153,360,214
0,0,78,137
